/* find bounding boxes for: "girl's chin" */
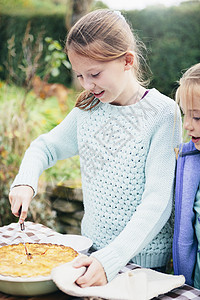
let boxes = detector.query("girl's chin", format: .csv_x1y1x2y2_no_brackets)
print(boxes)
192,137,200,151
194,144,200,151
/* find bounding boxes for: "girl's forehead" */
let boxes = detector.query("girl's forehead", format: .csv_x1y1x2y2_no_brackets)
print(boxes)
69,50,100,69
180,84,200,110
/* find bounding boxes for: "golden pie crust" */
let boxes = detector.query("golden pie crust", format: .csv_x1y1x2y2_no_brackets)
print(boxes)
0,243,78,277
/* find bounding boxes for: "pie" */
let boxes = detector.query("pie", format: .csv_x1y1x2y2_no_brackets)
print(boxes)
0,243,78,277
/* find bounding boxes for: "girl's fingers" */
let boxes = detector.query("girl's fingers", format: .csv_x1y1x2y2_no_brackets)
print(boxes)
9,185,34,221
18,208,28,224
74,256,107,287
73,255,92,268
11,201,22,217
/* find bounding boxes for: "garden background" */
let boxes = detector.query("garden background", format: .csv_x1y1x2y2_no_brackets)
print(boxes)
0,0,200,232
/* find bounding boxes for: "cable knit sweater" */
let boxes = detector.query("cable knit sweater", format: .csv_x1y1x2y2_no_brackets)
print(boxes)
11,88,182,282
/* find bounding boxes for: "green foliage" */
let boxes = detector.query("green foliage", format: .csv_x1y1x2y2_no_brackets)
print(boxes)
0,0,66,15
125,2,200,97
0,81,81,226
1,24,71,113
91,0,108,9
0,13,70,86
0,84,32,226
1,2,200,97
44,37,71,79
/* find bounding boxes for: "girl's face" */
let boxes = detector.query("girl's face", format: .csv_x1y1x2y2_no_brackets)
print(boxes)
68,50,137,106
180,85,200,150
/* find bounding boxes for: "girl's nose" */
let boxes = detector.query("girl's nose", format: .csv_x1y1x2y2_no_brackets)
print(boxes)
83,78,95,91
183,115,193,131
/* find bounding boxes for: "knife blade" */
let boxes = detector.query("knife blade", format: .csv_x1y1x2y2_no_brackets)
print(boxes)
18,207,30,257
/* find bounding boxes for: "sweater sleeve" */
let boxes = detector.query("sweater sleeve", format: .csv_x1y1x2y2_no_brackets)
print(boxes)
91,102,182,281
11,108,79,195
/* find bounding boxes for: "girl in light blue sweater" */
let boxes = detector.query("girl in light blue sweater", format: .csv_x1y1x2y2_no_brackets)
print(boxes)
9,9,181,287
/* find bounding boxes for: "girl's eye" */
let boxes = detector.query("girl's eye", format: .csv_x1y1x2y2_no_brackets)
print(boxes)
76,75,83,78
193,117,200,121
91,72,100,78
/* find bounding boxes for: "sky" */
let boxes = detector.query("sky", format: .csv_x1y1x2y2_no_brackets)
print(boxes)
102,0,185,10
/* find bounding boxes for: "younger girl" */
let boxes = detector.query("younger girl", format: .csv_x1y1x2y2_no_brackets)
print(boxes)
173,63,200,289
9,9,181,287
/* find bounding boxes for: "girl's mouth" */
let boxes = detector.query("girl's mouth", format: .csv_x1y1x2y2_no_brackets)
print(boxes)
93,91,104,99
192,136,200,144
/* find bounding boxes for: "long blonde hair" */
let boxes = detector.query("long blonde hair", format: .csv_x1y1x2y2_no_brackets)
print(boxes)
65,9,149,110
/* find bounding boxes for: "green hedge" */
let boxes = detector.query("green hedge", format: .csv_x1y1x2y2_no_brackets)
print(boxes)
0,2,200,96
125,2,200,97
0,12,71,86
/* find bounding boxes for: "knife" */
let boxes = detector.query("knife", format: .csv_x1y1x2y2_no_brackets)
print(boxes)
18,207,30,257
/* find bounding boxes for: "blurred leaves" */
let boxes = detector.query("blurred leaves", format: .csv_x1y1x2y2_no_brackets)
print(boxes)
44,37,71,79
0,81,80,226
123,2,200,97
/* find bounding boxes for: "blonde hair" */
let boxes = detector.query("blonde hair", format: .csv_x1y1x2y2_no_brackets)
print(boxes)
65,9,149,110
175,62,200,105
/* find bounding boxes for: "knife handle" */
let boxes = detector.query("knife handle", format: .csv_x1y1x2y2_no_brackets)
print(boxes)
18,206,25,231
20,222,25,231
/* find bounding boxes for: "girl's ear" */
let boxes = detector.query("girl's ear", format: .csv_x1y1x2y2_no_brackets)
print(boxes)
124,51,134,70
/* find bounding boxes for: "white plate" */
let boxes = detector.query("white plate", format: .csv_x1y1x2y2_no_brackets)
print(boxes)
43,234,93,254
0,274,57,296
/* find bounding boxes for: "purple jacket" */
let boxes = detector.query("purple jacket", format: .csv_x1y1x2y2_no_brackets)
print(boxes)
173,140,200,286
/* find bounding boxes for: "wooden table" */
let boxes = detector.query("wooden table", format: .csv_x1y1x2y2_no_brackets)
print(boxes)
0,284,200,300
0,291,83,300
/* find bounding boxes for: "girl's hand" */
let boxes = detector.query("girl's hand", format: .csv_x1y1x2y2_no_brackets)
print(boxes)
9,185,34,223
73,256,107,287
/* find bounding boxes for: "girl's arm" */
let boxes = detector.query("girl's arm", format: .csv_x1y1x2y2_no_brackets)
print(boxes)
9,108,79,221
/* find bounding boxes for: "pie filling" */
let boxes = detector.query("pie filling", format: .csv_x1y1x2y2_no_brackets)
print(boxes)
0,243,78,277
